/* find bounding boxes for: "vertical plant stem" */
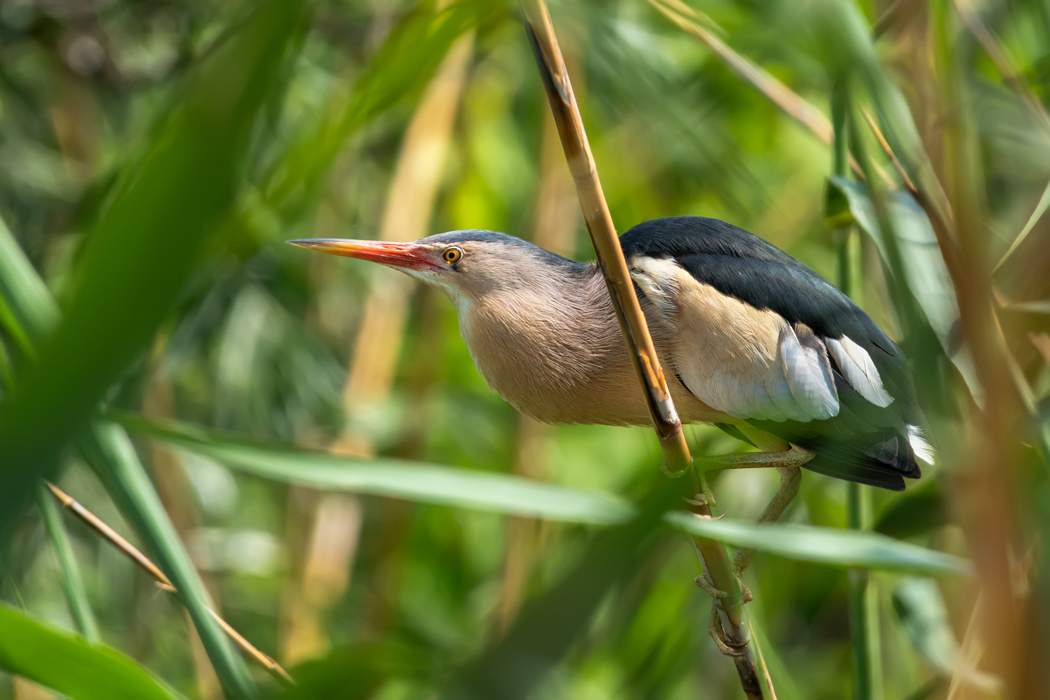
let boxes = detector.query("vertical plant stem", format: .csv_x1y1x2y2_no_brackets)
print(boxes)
521,2,763,696
933,3,1029,691
831,78,882,700
36,483,100,644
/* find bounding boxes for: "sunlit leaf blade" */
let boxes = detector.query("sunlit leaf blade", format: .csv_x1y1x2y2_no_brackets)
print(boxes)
993,178,1050,272
0,603,181,700
666,512,972,576
115,413,634,525
0,0,304,529
891,578,961,676
1003,300,1050,314
0,216,59,353
826,176,982,400
747,606,804,700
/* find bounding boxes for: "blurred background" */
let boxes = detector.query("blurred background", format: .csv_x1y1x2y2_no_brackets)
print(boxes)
0,0,1048,698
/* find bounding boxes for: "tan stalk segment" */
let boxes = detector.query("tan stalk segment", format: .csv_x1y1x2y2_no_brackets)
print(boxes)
521,1,764,696
45,481,294,686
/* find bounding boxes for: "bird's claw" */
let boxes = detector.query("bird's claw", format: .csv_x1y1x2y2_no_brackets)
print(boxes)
708,606,751,657
660,460,691,479
694,573,752,604
739,580,753,603
694,573,728,598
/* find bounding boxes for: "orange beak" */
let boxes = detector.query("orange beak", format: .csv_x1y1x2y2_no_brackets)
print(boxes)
289,239,440,271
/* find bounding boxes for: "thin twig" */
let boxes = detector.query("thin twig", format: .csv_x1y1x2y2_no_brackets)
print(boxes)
993,180,1050,273
45,481,294,686
521,2,764,697
648,0,869,179
859,109,968,287
861,108,918,196
747,619,778,700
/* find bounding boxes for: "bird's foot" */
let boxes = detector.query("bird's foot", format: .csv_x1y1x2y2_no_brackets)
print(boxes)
694,573,752,603
707,606,751,657
681,475,716,510
694,573,728,598
740,580,753,603
660,460,691,479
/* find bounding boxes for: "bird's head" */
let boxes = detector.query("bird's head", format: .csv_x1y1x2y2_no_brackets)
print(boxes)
290,230,583,308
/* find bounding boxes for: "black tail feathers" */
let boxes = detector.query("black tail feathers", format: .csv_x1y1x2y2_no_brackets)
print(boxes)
798,429,925,491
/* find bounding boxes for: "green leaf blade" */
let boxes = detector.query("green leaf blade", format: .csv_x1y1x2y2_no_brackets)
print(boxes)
115,412,634,525
826,176,982,400
665,512,972,576
0,603,182,700
0,0,307,540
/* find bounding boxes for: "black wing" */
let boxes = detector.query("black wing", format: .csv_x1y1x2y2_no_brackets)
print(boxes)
621,216,925,490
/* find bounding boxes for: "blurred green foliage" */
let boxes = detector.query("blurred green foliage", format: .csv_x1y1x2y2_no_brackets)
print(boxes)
0,0,1048,698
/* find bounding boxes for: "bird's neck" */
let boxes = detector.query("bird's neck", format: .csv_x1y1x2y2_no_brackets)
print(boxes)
455,265,653,425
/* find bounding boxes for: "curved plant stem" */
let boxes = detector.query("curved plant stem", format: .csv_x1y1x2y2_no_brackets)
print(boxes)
45,480,293,687
521,1,763,696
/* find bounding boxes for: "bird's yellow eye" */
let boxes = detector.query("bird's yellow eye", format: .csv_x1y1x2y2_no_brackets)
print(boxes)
443,246,463,264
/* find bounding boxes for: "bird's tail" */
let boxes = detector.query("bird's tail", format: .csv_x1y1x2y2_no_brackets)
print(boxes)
799,425,932,491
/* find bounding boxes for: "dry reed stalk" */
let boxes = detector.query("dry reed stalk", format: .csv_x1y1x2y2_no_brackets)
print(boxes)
44,481,294,686
522,1,763,696
280,33,474,664
935,53,1030,695
874,15,1038,691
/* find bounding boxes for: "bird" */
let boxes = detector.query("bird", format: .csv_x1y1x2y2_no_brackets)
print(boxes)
291,215,931,495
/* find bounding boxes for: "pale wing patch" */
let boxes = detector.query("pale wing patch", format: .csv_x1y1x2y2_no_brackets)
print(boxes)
628,256,680,323
767,372,810,422
827,336,893,408
778,326,839,420
906,425,935,464
638,261,836,423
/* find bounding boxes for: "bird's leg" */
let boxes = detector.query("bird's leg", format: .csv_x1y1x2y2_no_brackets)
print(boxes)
693,444,813,474
692,444,812,612
731,464,802,576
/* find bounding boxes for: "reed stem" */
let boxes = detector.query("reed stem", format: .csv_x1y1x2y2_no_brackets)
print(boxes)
522,1,763,695
832,77,883,700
